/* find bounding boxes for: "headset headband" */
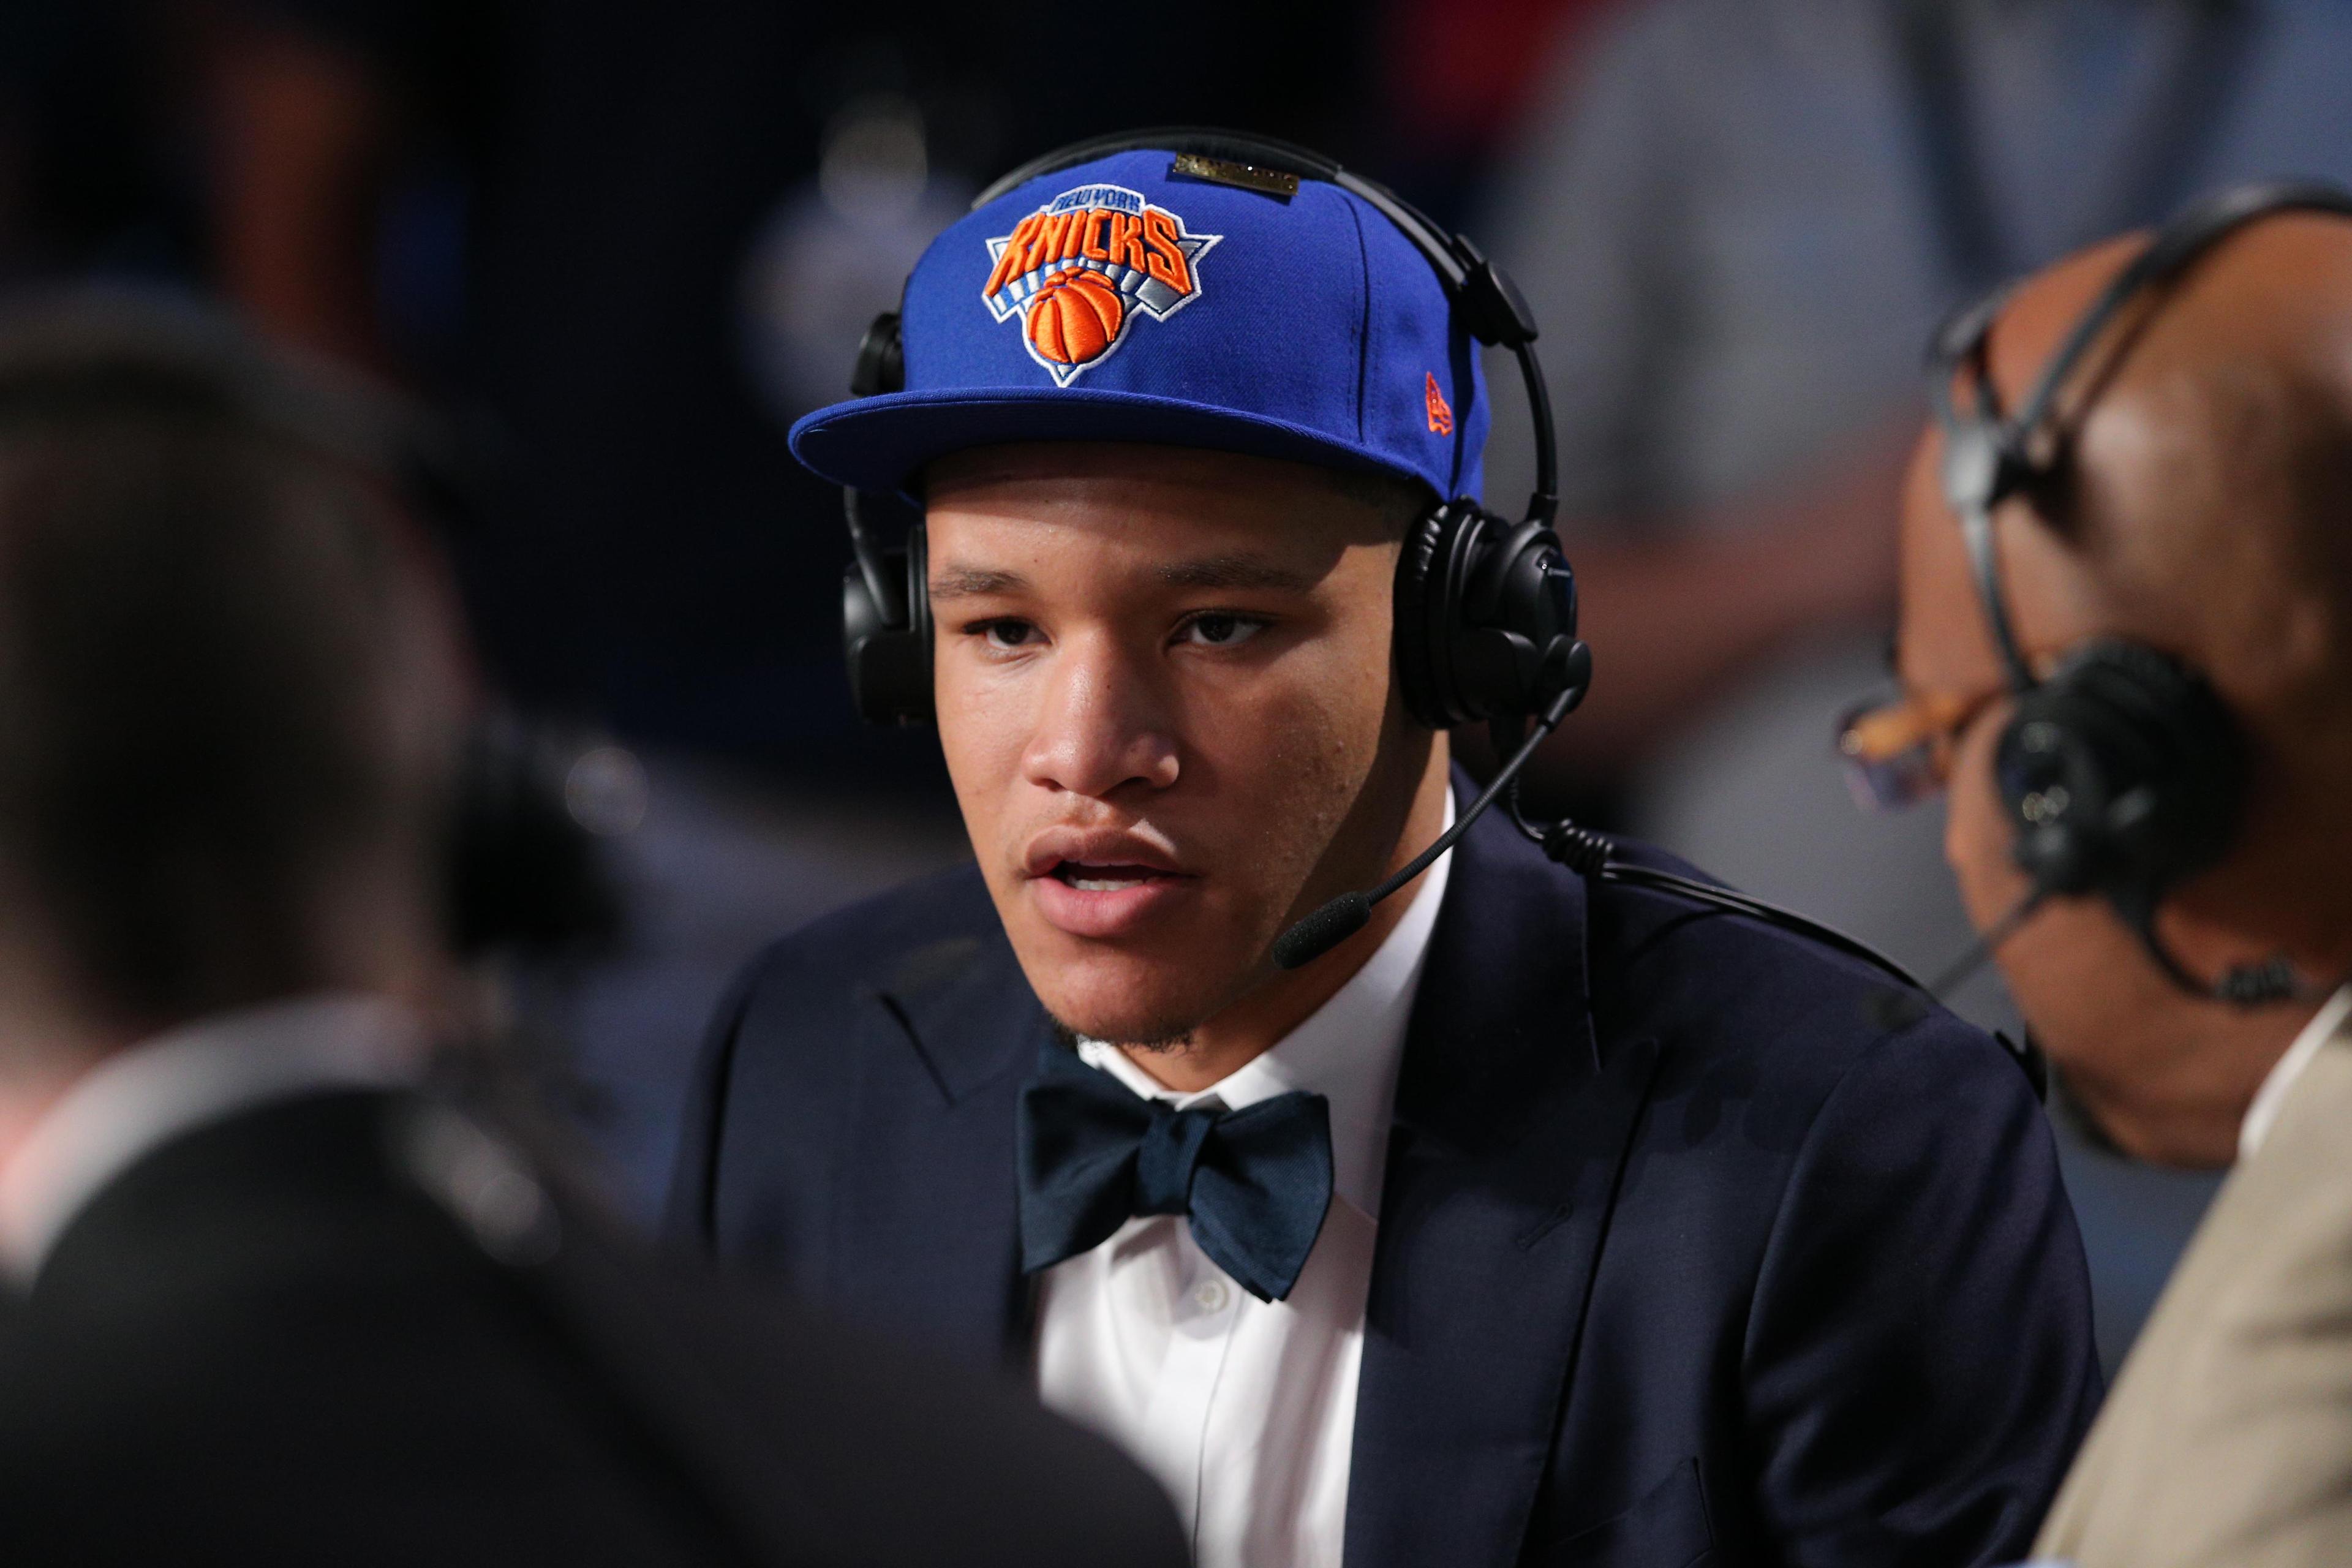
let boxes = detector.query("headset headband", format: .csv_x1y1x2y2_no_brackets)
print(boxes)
1930,179,2352,689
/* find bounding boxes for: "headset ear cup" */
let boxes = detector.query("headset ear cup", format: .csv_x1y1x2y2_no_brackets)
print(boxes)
1393,503,1452,728
851,311,905,397
1394,500,1585,729
1995,639,2246,911
840,521,934,725
1995,693,2105,896
1395,500,1491,729
904,521,934,722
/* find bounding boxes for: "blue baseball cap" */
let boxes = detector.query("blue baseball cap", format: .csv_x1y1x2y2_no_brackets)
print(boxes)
788,144,1488,503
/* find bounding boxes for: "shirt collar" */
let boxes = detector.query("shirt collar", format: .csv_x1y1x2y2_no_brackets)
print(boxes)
0,992,424,1286
2239,982,2352,1162
1079,792,1455,1220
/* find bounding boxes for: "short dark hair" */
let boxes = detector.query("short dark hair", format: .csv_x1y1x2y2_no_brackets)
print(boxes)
0,296,442,1023
1315,462,1434,540
919,443,1436,538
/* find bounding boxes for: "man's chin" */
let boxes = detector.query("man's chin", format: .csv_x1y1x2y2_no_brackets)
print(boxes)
1019,940,1250,1050
1038,988,1213,1050
1047,1012,1197,1053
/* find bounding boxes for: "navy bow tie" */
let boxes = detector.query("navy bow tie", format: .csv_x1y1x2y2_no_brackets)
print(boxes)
1016,1040,1333,1303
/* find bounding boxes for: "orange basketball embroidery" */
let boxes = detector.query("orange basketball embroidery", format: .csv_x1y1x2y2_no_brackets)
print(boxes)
1425,373,1454,435
1027,267,1126,366
981,184,1222,385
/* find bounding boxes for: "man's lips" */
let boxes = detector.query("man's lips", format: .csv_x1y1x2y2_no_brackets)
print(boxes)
1020,827,1188,880
1021,830,1197,939
1049,861,1180,892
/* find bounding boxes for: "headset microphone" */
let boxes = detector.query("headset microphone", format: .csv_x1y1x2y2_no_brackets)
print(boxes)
1273,674,1588,970
826,129,2052,1097
1917,881,2053,1001
1273,665,1997,1068
1905,880,2307,1011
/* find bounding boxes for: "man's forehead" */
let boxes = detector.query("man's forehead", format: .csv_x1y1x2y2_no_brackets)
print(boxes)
924,439,1371,498
927,543,1329,602
923,440,1409,575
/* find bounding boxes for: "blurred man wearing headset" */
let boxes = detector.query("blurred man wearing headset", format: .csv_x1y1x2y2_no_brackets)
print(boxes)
1856,184,2352,1566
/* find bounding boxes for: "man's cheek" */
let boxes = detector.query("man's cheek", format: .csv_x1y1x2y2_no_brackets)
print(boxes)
1247,695,1360,843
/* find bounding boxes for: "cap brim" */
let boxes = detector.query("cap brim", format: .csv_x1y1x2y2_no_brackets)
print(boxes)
789,386,1430,499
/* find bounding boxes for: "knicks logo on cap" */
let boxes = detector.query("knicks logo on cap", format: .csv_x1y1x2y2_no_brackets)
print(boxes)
981,184,1221,386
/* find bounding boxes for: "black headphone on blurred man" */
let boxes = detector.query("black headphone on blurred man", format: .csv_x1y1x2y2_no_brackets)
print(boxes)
1926,179,2352,1006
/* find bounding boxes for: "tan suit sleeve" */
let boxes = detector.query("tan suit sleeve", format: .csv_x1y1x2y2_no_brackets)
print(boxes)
2037,1016,2352,1568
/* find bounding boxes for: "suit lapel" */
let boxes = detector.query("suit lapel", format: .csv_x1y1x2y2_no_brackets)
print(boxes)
830,925,1048,1370
1346,789,1663,1568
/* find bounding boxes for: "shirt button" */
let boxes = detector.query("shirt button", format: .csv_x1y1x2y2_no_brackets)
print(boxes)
1192,1278,1231,1313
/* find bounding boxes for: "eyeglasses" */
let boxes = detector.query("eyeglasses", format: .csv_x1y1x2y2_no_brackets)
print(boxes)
1836,686,2003,812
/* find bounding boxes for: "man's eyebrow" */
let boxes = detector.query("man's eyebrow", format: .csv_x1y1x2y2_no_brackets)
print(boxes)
1153,554,1319,592
929,565,1029,601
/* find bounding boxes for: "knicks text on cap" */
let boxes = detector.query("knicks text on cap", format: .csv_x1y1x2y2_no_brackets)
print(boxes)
981,184,1222,386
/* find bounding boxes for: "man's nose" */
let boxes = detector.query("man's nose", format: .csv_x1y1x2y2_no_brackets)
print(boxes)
1020,631,1180,799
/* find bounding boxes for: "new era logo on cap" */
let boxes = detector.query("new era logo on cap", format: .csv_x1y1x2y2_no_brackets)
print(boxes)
980,184,1222,385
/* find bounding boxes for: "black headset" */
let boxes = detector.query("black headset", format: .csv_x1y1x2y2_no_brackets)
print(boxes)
827,126,2019,1046
1927,179,2352,1006
836,127,1590,736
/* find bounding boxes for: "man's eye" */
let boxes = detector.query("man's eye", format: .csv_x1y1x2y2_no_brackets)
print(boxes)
975,619,1041,649
1177,612,1267,648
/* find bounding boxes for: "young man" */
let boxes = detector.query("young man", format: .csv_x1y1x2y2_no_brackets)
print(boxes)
1864,190,2352,1566
673,139,2100,1568
0,296,1183,1567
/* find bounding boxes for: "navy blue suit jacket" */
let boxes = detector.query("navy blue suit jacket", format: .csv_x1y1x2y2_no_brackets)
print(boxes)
670,786,2100,1568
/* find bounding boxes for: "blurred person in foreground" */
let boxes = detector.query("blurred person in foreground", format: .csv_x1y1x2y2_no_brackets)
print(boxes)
0,295,1185,1567
674,135,2098,1568
1860,188,2352,1566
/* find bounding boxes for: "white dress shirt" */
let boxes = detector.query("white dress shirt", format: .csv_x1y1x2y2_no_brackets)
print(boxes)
1035,808,1453,1568
2238,982,2352,1162
0,993,421,1286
